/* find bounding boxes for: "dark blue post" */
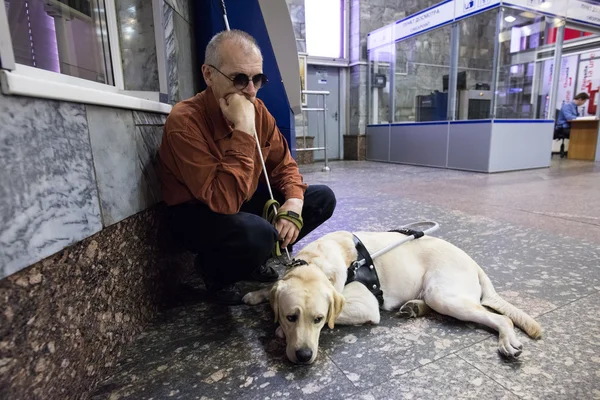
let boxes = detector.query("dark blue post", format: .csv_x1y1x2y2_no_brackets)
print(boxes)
194,0,297,158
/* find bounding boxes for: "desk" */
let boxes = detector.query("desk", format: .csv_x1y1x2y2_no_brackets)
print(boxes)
568,119,599,161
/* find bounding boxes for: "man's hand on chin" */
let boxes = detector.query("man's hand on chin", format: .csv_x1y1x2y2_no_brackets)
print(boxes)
275,198,304,249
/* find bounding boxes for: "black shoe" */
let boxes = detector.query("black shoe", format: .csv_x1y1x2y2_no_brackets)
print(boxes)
206,282,243,305
249,264,279,282
195,257,244,305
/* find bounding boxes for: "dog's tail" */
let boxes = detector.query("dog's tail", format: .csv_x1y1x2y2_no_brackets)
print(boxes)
477,266,543,339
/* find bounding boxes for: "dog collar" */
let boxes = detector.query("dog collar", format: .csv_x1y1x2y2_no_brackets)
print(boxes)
345,234,384,307
289,258,308,268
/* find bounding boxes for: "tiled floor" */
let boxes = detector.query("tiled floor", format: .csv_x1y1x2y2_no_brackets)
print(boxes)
91,159,600,400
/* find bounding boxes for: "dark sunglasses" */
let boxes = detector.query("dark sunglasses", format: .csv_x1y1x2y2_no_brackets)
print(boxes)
209,65,268,90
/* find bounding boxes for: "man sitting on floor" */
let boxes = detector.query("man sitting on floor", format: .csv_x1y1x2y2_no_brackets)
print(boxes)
158,29,336,305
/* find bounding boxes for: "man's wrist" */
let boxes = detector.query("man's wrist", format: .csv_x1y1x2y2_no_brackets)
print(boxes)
284,198,304,214
235,120,256,135
286,198,303,206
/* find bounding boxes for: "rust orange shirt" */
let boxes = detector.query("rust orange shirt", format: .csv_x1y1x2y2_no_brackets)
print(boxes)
158,87,307,214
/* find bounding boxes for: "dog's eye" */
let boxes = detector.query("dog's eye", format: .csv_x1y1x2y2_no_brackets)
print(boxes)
314,316,323,324
286,315,298,323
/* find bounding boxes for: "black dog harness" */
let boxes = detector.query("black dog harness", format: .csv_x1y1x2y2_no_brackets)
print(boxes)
345,234,384,306
289,227,426,308
345,228,425,307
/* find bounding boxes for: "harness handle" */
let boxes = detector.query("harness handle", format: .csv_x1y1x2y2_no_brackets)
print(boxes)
360,221,440,265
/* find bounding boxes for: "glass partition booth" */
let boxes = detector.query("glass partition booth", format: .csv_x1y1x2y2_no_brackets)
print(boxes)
367,0,600,171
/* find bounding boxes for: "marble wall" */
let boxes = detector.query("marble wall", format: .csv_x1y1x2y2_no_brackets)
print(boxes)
0,94,103,279
284,0,308,141
164,0,197,104
0,0,196,279
87,108,164,227
0,1,195,397
0,93,168,280
0,205,193,400
286,0,306,53
0,96,174,399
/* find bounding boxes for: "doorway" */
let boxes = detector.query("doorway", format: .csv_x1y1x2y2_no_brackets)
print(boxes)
305,65,341,160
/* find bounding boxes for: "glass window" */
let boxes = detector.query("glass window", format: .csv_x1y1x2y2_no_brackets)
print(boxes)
6,0,114,85
304,0,342,58
456,9,497,120
393,25,452,122
494,8,559,119
368,44,392,124
116,0,160,91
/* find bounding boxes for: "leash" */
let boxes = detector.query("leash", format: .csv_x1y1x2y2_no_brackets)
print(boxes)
218,0,293,261
262,199,304,258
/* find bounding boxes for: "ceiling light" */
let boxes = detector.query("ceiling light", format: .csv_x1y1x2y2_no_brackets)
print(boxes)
504,16,516,23
520,11,538,18
540,2,552,9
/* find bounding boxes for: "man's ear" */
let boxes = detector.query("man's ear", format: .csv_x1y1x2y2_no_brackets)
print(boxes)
327,288,345,329
270,281,282,324
201,64,213,86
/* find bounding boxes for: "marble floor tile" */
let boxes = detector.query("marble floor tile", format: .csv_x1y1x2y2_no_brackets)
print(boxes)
321,311,493,389
296,161,600,310
347,355,520,400
91,301,358,400
456,292,600,400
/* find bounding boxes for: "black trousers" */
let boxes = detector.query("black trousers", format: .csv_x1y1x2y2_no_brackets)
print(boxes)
168,185,336,286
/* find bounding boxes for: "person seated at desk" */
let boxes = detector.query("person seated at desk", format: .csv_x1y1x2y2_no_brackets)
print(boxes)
557,92,591,133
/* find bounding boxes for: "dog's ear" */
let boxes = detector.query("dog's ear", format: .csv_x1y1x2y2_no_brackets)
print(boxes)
327,288,345,329
270,281,282,324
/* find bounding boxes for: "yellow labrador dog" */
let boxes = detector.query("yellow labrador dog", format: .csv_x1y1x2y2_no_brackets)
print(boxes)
243,231,543,364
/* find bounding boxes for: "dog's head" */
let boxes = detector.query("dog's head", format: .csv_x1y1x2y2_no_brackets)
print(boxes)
269,265,345,364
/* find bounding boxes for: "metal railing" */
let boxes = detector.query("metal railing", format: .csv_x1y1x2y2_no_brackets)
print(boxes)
296,90,330,172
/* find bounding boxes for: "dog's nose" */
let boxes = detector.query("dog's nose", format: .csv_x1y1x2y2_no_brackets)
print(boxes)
295,348,313,363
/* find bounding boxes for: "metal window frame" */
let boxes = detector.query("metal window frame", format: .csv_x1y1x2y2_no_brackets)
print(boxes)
548,21,565,116
447,22,460,121
0,0,169,105
0,0,16,71
489,7,503,119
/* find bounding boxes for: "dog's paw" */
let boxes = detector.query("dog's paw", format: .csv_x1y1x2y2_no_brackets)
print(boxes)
397,301,420,318
498,337,524,358
242,291,267,305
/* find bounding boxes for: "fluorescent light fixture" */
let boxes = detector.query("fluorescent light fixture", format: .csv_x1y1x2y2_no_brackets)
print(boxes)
305,0,342,58
504,16,516,23
540,2,552,9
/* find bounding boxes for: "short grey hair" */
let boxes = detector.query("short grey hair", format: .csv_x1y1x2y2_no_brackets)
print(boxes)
204,29,262,68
